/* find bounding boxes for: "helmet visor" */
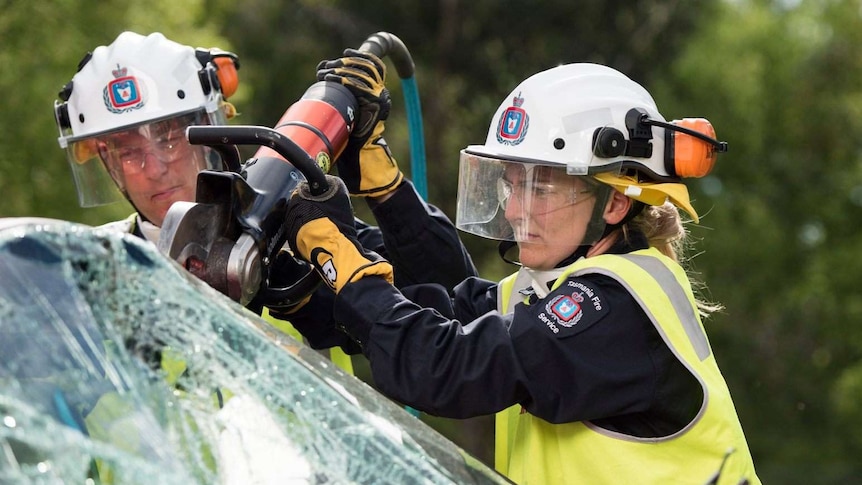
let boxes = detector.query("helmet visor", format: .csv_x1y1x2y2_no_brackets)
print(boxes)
456,151,603,244
64,110,223,207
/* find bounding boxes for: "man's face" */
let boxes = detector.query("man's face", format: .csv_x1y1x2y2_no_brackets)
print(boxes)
501,164,598,270
99,117,208,226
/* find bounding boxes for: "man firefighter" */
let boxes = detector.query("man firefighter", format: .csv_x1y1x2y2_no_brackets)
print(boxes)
53,31,476,358
51,30,478,482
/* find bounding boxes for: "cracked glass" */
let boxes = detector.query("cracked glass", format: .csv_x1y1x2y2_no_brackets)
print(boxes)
0,218,507,484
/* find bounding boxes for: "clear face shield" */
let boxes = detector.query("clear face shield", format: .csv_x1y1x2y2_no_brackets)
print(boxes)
456,151,614,250
63,110,224,207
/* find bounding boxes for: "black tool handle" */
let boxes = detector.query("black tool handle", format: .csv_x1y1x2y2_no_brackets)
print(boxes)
187,125,329,196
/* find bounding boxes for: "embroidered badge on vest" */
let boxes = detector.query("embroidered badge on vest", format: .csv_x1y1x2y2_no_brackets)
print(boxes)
535,278,608,338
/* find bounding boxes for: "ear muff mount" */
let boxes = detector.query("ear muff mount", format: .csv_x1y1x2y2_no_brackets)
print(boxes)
592,127,626,158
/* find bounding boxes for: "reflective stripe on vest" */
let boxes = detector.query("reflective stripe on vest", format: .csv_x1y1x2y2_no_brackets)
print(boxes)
495,249,760,484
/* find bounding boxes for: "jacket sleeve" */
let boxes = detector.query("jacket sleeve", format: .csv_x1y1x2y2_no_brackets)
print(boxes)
333,275,531,418
366,180,478,290
273,286,362,354
332,273,690,426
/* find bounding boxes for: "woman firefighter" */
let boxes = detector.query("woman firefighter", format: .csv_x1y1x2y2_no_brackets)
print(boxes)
284,62,760,484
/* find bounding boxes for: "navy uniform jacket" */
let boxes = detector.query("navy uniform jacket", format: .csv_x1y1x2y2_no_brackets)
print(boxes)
316,231,703,439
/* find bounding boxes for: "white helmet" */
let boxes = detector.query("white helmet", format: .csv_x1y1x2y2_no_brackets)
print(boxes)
456,63,725,243
54,31,239,207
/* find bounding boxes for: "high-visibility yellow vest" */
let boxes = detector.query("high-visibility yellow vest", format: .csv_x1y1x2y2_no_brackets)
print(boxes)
495,248,760,484
263,309,354,375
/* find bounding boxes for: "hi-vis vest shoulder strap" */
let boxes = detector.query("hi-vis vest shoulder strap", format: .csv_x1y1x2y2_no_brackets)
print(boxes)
494,264,569,473
495,248,760,484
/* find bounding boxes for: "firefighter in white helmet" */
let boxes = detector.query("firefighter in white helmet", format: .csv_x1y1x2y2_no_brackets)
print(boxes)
55,31,241,238
284,63,761,484
51,35,243,480
53,32,476,315
53,33,476,376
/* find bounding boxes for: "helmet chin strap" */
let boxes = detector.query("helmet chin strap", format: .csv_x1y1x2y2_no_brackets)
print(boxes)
120,189,153,225
121,190,160,240
496,240,591,269
497,240,517,266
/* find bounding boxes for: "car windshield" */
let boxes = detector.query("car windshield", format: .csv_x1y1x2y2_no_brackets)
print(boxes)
0,218,508,485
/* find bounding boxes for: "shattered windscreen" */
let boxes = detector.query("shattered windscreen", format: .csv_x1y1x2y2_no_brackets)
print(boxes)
0,218,508,484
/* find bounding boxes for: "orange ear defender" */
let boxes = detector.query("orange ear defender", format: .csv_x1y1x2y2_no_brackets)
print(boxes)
664,118,725,178
196,48,240,99
213,53,239,98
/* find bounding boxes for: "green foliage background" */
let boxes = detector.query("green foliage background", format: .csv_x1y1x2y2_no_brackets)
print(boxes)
2,0,861,482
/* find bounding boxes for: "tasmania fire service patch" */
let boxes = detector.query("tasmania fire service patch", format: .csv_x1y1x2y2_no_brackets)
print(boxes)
104,65,144,113
532,279,609,338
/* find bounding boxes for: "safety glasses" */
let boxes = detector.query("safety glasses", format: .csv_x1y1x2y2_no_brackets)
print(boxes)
496,164,593,216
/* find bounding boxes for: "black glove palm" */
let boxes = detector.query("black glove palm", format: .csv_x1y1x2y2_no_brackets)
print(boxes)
317,48,390,140
317,49,403,198
255,250,320,313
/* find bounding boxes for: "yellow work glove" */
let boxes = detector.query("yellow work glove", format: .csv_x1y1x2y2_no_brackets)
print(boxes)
284,175,393,294
317,49,403,198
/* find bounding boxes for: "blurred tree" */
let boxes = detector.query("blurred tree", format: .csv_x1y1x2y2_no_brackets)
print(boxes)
5,0,861,482
651,0,862,482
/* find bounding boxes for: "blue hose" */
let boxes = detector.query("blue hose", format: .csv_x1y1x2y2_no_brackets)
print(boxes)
401,77,427,200
360,32,428,201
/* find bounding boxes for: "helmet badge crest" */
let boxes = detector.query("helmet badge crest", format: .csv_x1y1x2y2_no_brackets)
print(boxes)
103,64,144,114
496,92,529,145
